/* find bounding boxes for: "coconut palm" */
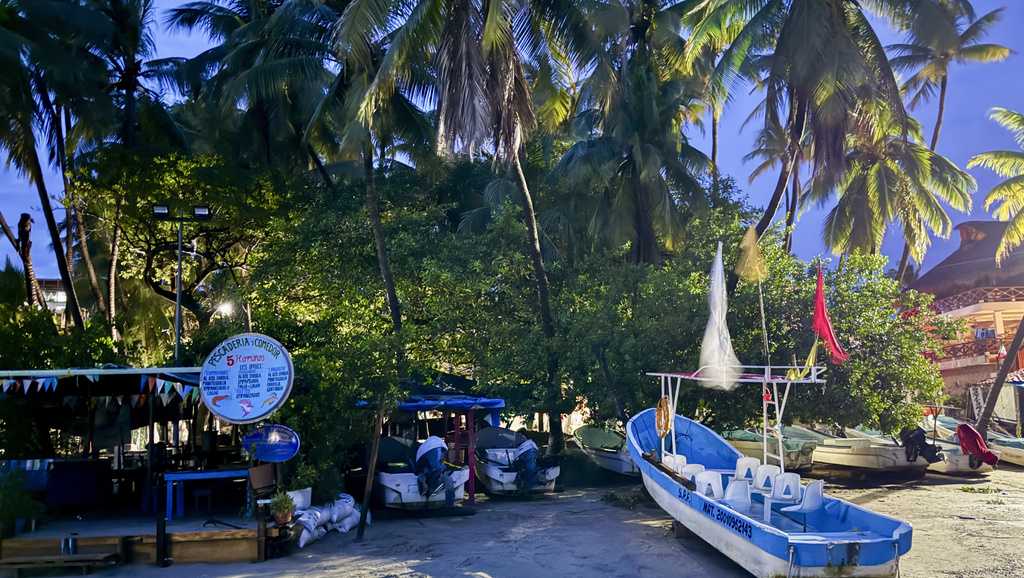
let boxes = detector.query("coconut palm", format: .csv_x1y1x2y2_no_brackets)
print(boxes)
887,0,1009,280
970,108,1024,435
686,0,908,239
807,103,974,260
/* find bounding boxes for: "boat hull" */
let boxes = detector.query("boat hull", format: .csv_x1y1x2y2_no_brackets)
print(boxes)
475,462,560,494
581,447,640,476
376,467,470,509
810,444,928,471
627,409,911,578
727,439,814,472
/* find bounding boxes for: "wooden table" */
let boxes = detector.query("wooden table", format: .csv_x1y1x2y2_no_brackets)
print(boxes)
164,469,249,521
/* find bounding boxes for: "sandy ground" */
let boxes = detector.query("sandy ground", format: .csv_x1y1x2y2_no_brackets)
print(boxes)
38,457,1024,578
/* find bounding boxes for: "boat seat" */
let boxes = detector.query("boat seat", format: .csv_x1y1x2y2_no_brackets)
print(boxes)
771,472,802,505
679,464,705,483
782,479,824,515
694,471,724,500
723,480,752,513
733,457,759,483
752,464,781,495
662,453,687,474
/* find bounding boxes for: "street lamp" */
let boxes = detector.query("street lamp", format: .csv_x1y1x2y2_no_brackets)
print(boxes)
152,204,213,365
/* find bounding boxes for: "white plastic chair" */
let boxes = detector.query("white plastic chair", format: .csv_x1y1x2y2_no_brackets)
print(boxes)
723,480,752,513
752,464,781,495
663,453,687,474
733,457,759,483
771,472,802,505
680,464,705,483
781,479,824,531
695,471,724,499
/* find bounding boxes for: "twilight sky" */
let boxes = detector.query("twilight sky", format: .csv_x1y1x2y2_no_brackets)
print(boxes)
3,0,1023,279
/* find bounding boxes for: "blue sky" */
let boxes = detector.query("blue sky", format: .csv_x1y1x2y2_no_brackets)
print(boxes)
3,0,1023,278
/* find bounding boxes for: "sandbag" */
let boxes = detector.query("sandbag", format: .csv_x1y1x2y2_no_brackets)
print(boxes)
287,487,312,510
330,494,355,522
298,528,315,548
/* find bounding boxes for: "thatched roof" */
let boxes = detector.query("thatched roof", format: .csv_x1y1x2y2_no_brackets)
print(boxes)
910,221,1024,299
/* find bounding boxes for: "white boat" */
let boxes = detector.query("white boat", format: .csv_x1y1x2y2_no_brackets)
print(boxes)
375,436,470,509
573,425,639,476
475,427,560,494
723,429,816,471
783,426,929,472
928,415,1024,467
846,427,994,475
627,408,912,577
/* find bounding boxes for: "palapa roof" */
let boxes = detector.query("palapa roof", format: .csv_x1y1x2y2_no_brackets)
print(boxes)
910,221,1024,299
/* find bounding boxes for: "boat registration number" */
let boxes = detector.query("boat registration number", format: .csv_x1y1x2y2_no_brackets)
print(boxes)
701,501,753,539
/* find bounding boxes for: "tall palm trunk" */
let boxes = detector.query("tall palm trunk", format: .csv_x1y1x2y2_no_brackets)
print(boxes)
631,167,659,264
711,107,720,173
977,316,1024,437
356,143,406,541
897,75,949,286
756,98,807,239
27,149,84,329
108,199,124,331
512,151,564,454
783,153,801,252
2,212,45,308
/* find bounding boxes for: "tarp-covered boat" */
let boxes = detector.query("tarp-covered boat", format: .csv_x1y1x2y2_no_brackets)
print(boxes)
375,436,470,509
573,425,639,476
846,426,994,475
723,429,816,472
475,427,560,493
627,409,912,577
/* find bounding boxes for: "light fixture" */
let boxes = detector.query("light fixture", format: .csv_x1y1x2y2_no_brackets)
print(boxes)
192,206,212,221
152,205,171,220
216,302,235,316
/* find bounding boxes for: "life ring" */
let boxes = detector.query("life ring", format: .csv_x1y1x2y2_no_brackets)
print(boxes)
656,396,671,438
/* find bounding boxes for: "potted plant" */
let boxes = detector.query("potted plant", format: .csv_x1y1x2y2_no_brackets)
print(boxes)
269,491,295,525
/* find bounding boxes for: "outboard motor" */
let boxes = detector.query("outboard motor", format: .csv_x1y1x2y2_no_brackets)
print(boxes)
512,439,540,491
415,436,455,506
899,427,942,464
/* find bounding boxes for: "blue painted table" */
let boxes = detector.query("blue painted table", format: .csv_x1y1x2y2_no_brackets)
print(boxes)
164,469,249,521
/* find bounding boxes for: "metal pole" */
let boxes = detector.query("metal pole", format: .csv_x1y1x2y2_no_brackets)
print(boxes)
174,219,183,365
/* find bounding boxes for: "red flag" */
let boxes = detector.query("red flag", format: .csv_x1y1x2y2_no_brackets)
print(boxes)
812,266,848,364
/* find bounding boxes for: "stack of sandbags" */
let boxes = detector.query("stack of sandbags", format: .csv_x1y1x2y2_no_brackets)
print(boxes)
295,493,371,547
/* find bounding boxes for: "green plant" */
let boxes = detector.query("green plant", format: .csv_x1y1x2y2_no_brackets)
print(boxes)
0,472,42,535
269,491,295,517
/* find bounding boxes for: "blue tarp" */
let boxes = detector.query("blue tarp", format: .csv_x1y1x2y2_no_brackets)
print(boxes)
357,394,504,411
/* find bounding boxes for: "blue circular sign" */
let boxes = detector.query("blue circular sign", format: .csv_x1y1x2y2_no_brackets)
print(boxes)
242,424,301,462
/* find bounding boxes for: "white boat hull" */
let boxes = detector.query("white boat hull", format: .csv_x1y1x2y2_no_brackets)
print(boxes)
990,442,1024,467
581,447,640,476
728,439,813,472
927,450,994,475
476,462,560,494
810,442,927,471
376,467,470,509
640,471,899,578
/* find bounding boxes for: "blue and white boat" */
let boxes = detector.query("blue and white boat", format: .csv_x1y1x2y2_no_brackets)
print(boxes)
627,408,912,577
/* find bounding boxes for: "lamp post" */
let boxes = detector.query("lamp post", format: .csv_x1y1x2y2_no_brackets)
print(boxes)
152,204,212,365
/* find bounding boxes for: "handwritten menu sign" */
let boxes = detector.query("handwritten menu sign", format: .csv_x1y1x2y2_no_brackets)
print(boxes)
199,333,293,424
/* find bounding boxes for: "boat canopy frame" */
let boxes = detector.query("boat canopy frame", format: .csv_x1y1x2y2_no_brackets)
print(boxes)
649,364,825,473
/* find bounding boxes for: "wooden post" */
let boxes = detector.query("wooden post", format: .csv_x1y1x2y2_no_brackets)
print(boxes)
467,410,476,505
356,394,386,541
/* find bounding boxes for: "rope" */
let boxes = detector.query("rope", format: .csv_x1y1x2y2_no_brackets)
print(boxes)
656,396,671,439
786,545,795,578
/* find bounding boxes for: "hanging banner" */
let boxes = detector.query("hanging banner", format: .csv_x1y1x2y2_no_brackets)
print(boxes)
199,333,294,425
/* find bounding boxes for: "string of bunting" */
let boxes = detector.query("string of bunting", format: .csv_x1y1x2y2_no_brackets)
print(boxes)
1,374,201,406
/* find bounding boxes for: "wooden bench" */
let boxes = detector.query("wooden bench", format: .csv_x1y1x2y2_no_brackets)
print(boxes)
0,552,119,576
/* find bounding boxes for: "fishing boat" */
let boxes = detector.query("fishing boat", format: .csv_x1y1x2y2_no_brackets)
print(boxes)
845,426,993,475
628,406,911,577
375,436,471,509
928,415,1024,467
782,426,929,473
723,429,816,472
573,424,640,476
475,427,560,493
631,239,912,576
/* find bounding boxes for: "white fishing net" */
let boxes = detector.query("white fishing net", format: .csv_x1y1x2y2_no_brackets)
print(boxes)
698,242,740,391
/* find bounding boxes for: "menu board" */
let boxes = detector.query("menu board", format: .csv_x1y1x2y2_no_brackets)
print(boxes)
199,333,293,424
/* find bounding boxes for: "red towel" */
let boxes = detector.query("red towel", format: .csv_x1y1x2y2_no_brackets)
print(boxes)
956,423,1000,466
812,267,848,364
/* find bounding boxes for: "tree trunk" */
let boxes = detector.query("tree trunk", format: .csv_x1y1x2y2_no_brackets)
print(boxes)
9,213,45,308
511,152,564,454
711,107,720,174
929,76,948,151
631,170,659,264
756,98,807,239
108,200,124,332
783,155,801,252
27,150,84,330
977,315,1024,437
75,206,108,318
895,242,911,286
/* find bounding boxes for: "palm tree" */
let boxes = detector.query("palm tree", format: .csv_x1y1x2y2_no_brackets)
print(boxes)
969,108,1024,435
552,0,710,264
806,103,973,259
887,0,1010,280
686,0,908,239
0,0,91,329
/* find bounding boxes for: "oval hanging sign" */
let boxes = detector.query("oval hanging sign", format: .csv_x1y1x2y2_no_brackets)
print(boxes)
242,424,300,462
199,333,293,424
